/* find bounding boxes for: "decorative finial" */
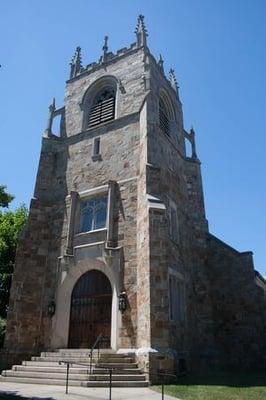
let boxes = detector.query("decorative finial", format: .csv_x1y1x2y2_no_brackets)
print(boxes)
44,98,56,137
135,15,148,47
158,54,164,73
69,46,82,79
50,98,56,113
102,36,109,63
169,68,179,94
190,126,197,159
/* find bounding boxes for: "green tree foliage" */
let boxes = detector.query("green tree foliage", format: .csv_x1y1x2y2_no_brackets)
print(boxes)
0,205,28,319
0,186,14,208
0,188,28,347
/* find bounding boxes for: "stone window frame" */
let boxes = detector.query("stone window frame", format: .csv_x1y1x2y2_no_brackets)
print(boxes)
168,268,186,325
80,76,119,132
79,194,108,234
66,182,116,254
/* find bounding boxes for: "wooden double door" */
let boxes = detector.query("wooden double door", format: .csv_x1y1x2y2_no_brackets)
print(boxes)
68,270,112,348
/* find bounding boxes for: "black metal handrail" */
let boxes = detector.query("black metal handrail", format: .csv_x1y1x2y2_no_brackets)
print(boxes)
58,333,110,393
89,332,103,374
58,361,119,399
59,358,178,400
150,370,178,400
58,360,90,394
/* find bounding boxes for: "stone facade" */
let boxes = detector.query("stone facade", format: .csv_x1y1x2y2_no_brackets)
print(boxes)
4,15,266,376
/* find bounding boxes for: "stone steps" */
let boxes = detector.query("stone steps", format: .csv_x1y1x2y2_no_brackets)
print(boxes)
2,370,90,381
0,349,148,387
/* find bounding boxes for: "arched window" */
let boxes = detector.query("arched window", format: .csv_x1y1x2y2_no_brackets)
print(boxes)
159,98,170,136
88,87,115,128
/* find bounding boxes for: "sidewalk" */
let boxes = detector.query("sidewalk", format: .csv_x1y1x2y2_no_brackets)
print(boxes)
0,382,179,400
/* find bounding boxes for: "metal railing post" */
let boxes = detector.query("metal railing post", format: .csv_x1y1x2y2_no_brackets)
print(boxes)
161,374,164,400
66,362,70,394
98,341,100,361
109,368,112,400
89,352,92,375
89,332,103,375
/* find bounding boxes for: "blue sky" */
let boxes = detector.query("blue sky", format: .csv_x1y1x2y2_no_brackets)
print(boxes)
0,1,265,274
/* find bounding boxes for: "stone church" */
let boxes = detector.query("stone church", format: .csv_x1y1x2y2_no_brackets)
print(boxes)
3,15,266,380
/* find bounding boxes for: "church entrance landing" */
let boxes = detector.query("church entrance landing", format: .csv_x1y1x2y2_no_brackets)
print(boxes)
68,270,112,348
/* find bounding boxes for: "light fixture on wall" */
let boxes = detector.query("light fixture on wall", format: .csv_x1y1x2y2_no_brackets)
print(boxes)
118,292,127,313
48,301,56,317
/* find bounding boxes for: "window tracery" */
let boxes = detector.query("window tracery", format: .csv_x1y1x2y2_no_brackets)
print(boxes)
80,196,108,232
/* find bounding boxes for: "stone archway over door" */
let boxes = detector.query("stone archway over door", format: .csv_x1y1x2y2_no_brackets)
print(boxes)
68,270,112,348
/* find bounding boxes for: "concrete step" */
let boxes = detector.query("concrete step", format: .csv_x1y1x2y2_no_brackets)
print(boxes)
95,362,138,369
58,348,114,354
13,365,142,375
93,368,142,374
84,381,149,388
89,374,146,381
98,357,133,363
46,351,125,358
0,376,83,386
13,365,90,374
10,367,144,381
0,376,149,388
31,357,92,362
39,353,133,363
23,361,90,367
41,352,91,358
98,353,133,358
2,370,89,381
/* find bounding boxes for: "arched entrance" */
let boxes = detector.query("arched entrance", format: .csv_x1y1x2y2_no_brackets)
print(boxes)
68,270,112,348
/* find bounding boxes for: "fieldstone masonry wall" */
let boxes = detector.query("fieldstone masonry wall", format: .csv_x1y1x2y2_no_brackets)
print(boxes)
3,18,266,376
207,234,266,368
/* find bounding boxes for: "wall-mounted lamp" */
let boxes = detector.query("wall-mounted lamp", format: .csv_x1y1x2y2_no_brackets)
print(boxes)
48,301,56,317
118,292,127,313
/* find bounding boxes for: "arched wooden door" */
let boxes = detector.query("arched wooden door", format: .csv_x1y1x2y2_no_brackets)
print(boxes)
68,270,112,348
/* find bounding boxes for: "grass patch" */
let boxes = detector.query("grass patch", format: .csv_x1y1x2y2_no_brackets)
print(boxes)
153,371,266,400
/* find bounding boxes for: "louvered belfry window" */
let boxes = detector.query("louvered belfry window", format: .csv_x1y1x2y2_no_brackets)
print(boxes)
88,88,115,128
159,98,170,136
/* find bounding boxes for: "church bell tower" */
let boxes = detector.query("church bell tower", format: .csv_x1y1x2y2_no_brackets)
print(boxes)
5,15,265,379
